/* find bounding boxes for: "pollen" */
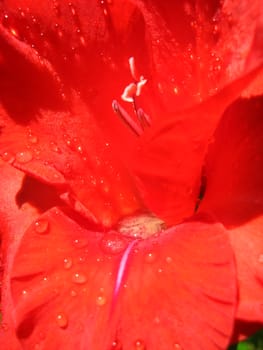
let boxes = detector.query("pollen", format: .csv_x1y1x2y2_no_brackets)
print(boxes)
117,213,166,239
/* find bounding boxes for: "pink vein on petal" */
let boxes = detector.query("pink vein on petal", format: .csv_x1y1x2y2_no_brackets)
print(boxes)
113,239,139,302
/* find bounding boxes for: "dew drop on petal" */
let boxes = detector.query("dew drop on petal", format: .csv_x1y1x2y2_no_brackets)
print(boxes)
34,219,49,234
166,256,173,264
79,35,86,46
28,134,38,144
174,344,182,349
10,27,19,38
15,150,33,163
70,289,78,297
1,151,15,163
134,339,146,350
258,254,263,263
56,312,68,329
96,294,107,306
111,339,122,349
144,252,156,263
100,232,128,255
72,272,87,284
63,258,73,269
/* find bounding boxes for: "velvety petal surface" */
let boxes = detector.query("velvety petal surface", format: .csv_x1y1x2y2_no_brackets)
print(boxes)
0,0,262,226
2,207,127,350
1,208,236,349
200,96,263,337
119,215,237,350
129,68,263,225
0,160,40,349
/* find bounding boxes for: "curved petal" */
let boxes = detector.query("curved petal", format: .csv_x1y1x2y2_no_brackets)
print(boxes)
0,94,144,228
119,215,237,350
1,208,129,350
2,208,236,349
1,0,263,228
200,96,263,337
0,160,39,349
129,67,263,225
0,1,145,227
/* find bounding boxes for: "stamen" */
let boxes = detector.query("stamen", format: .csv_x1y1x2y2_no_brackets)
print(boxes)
137,108,152,127
128,56,139,81
113,57,151,136
112,100,143,136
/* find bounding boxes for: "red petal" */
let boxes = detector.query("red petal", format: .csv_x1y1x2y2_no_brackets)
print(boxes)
0,1,145,227
0,79,143,228
1,0,262,228
129,68,263,225
2,208,129,349
0,160,39,349
118,215,237,350
2,208,236,350
200,96,263,337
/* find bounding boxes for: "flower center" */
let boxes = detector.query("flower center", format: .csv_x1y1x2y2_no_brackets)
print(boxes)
112,56,151,136
117,213,166,239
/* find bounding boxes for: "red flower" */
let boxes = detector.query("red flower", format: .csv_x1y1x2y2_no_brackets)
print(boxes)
0,1,262,349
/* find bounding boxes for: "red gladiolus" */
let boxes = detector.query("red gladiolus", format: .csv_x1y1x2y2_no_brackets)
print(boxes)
0,1,262,349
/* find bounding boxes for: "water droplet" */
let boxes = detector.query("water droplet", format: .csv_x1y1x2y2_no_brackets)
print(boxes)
166,256,173,264
21,289,28,296
18,8,26,18
73,238,85,247
173,86,179,95
68,2,77,16
10,27,19,38
34,219,49,234
53,0,61,16
72,272,87,284
76,145,83,154
111,340,121,349
96,295,107,306
134,339,145,350
28,133,38,144
63,258,73,269
15,150,33,163
100,232,128,255
79,35,86,46
70,289,77,297
144,252,156,263
174,343,182,349
258,254,263,263
56,312,68,328
50,142,61,153
1,151,15,163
